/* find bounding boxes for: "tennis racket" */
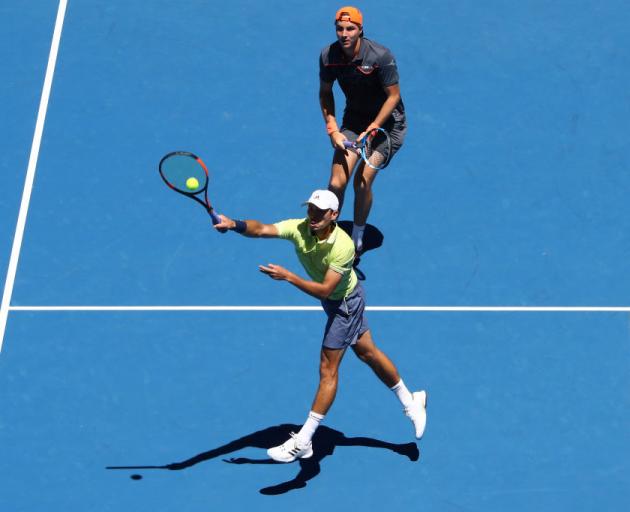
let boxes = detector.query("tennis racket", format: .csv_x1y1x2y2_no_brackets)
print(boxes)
343,127,392,170
158,151,226,232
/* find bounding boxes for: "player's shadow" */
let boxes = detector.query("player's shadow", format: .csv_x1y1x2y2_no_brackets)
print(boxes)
107,424,418,495
337,221,384,281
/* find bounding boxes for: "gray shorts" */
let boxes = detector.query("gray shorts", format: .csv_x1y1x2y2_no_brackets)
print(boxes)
321,283,370,349
341,115,407,164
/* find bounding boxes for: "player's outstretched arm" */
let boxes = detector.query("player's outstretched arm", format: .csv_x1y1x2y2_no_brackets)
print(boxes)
259,266,342,300
214,215,278,238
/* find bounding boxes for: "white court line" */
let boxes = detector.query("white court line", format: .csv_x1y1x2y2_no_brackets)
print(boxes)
0,0,68,352
8,305,630,312
1,0,628,347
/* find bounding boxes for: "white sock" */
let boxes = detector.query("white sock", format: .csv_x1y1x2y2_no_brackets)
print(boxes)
390,379,414,409
352,223,366,253
296,411,325,445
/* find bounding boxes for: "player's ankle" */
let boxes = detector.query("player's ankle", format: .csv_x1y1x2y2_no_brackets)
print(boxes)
352,223,365,252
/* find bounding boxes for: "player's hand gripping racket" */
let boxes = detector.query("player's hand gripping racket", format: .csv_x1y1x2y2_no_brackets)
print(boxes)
158,151,226,232
343,127,392,170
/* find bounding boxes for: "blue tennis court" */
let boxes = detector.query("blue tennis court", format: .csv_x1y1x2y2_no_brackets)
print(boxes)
2,1,630,511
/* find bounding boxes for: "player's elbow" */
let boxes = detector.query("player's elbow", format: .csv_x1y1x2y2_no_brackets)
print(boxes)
246,222,277,238
319,285,338,300
388,91,401,103
319,88,333,102
385,84,401,102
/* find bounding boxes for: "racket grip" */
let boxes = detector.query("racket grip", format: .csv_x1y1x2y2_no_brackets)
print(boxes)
210,210,228,233
342,140,355,148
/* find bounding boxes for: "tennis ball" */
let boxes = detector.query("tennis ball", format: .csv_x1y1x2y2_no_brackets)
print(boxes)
185,177,199,190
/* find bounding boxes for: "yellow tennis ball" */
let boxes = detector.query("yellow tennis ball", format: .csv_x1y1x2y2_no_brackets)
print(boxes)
185,177,199,190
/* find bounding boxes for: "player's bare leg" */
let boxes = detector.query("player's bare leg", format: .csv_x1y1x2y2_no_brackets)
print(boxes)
352,162,379,252
328,149,360,214
351,329,399,386
353,330,428,439
267,347,346,462
311,346,347,414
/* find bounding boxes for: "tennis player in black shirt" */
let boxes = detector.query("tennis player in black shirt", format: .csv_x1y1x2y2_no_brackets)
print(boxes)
319,6,407,254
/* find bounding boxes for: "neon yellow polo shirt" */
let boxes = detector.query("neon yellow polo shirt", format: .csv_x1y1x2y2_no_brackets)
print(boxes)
274,218,357,300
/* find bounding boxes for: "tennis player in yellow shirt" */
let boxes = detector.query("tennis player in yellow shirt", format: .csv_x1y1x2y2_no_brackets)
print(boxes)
214,190,426,463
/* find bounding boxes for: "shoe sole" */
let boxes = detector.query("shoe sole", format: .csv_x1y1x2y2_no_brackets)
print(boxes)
414,390,428,440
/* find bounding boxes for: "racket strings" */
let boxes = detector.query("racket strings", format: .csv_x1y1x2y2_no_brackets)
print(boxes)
160,154,208,193
364,131,391,168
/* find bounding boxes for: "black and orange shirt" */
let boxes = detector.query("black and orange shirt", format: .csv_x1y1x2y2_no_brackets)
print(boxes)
319,38,405,124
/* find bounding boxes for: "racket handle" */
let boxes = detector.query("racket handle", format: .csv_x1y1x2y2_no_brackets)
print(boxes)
342,140,355,148
210,210,228,233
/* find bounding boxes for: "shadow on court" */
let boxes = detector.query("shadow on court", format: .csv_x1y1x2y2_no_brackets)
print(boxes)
107,424,418,495
337,221,384,281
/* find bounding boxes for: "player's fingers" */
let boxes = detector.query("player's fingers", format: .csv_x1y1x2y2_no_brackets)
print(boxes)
213,214,229,226
332,133,347,150
335,142,348,153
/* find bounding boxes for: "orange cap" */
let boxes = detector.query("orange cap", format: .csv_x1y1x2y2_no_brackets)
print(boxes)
335,6,363,26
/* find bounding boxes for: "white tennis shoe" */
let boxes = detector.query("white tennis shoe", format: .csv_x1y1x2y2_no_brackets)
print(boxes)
267,432,314,463
404,390,428,439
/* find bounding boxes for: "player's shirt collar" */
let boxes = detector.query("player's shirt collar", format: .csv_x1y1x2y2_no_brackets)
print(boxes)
339,39,366,64
308,220,338,246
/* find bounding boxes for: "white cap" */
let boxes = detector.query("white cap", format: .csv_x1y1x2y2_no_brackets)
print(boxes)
303,189,339,211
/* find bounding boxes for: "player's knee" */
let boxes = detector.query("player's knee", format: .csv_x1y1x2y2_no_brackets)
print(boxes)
353,175,371,194
319,356,337,375
328,180,347,196
319,366,338,386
